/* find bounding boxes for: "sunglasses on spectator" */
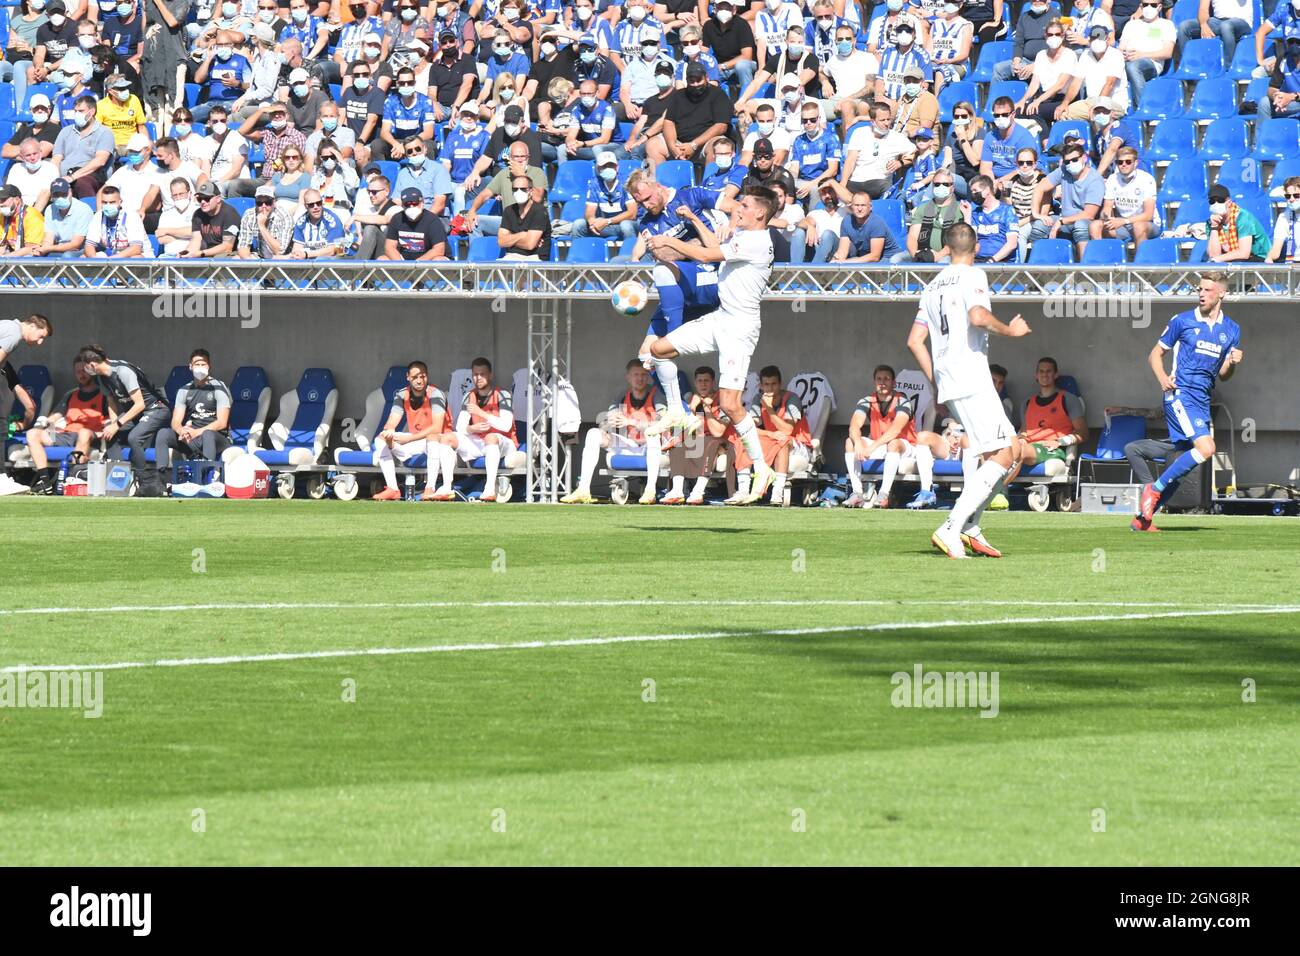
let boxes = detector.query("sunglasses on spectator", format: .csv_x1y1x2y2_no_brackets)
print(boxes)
1046,31,1063,37
1017,159,1036,166
994,110,1013,118
1117,158,1136,165
255,197,275,206
353,70,371,77
953,112,969,119
284,153,302,160
305,200,324,208
1286,191,1300,199
402,200,423,208
802,117,819,125
367,186,386,194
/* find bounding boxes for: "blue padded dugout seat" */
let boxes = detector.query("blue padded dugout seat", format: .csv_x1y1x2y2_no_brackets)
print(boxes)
334,365,410,467
255,368,337,467
228,366,271,452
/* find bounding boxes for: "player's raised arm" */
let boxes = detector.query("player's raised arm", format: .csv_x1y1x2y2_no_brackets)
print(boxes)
907,318,934,387
969,306,1031,337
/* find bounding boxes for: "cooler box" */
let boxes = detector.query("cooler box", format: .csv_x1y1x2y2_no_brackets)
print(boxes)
1080,483,1140,515
224,452,270,499
105,463,135,497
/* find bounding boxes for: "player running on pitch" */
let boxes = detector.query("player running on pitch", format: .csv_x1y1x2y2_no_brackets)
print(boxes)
645,185,779,506
908,222,1031,558
1133,272,1243,532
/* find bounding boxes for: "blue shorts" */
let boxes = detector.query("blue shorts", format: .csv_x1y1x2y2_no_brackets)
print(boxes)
646,261,721,338
1164,389,1212,446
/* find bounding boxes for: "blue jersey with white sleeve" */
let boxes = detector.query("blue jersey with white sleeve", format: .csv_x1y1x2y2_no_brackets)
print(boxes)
1158,309,1241,403
636,186,722,242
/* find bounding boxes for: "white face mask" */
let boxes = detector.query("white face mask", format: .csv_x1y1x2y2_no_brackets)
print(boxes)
1066,159,1084,175
50,13,66,26
1045,36,1063,50
399,84,416,96
628,6,646,21
1091,40,1108,56
1092,112,1110,128
513,188,530,204
505,123,520,137
1019,169,1037,182
575,5,592,19
190,364,209,381
758,121,775,135
716,9,732,23
175,198,192,212
715,154,733,169
209,121,227,134
1209,201,1227,215
404,206,423,221
783,89,800,104
1141,4,1158,19
541,42,556,57
682,44,700,57
952,117,970,128
896,30,913,46
580,95,596,108
655,74,672,89
994,116,1011,130
460,118,476,132
932,184,951,200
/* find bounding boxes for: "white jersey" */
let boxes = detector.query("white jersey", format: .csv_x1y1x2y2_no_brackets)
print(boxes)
716,228,773,321
915,263,994,403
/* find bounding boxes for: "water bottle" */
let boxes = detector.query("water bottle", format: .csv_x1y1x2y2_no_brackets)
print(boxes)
56,458,69,496
404,474,415,502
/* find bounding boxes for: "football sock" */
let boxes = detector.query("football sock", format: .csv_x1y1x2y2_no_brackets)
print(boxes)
483,442,501,493
577,428,602,491
845,450,863,494
644,434,662,492
691,476,709,497
949,459,1009,533
670,475,685,496
770,472,787,501
880,450,901,497
375,444,398,490
425,444,441,490
961,447,979,486
735,470,751,497
438,442,458,492
654,265,685,329
916,444,935,491
1154,448,1207,494
654,357,682,409
734,416,764,466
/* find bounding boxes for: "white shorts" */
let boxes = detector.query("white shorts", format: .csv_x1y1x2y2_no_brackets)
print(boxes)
373,437,428,463
606,432,646,456
947,389,1015,456
664,308,761,391
868,440,916,461
455,430,518,463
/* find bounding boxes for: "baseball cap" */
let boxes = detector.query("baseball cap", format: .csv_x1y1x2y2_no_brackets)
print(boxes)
504,104,525,123
779,73,799,90
753,137,775,159
596,150,618,167
109,74,132,90
400,187,424,204
195,181,221,198
45,0,65,12
289,67,310,84
0,184,22,201
459,102,478,115
685,62,708,81
578,35,597,48
1088,25,1109,40
1092,96,1120,113
439,29,457,42
903,65,924,81
252,23,276,45
126,132,151,152
254,183,276,199
654,61,675,77
405,38,429,55
50,178,71,196
1208,184,1230,203
911,127,934,140
28,94,51,111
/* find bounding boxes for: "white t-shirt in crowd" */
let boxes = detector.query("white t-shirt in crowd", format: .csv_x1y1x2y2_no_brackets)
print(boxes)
4,161,59,206
846,125,914,182
1104,169,1161,231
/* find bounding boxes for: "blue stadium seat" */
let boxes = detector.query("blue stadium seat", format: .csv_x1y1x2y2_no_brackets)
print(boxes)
1216,158,1263,202
1187,238,1209,262
1242,75,1271,112
872,199,905,240
618,235,639,261
1172,38,1226,81
1171,197,1210,229
550,160,594,205
1170,0,1201,26
1079,238,1126,264
1131,77,1184,122
1027,238,1073,264
980,81,1027,120
0,88,12,121
228,366,271,452
21,84,57,113
1251,118,1300,163
1269,157,1300,194
656,159,694,189
565,236,609,263
1132,238,1181,264
226,197,254,217
557,198,587,223
1197,117,1250,163
617,158,642,184
938,80,977,123
1226,37,1263,82
1074,414,1147,492
1237,193,1274,233
1045,120,1089,152
374,160,400,187
1146,118,1197,164
1184,78,1237,123
466,236,501,261
10,365,52,419
970,41,1012,83
1157,158,1209,205
255,368,337,467
184,83,201,108
163,365,191,406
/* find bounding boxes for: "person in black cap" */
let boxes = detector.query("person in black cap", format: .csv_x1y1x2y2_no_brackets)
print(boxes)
181,180,241,258
740,139,795,198
381,185,449,260
1205,184,1270,263
429,27,479,115
624,59,676,161
31,1,79,88
481,103,543,168
655,61,732,170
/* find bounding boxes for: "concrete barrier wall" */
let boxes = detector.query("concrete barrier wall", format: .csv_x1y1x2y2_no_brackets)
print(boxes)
6,292,1297,483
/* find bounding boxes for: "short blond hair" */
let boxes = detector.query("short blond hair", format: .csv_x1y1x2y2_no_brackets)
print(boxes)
626,168,657,195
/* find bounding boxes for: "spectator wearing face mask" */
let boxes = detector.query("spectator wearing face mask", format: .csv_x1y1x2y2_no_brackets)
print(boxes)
305,103,356,165
484,0,537,60
381,186,449,260
740,103,791,166
1063,0,1115,52
154,177,200,257
227,24,285,123
427,28,478,120
464,140,545,236
280,0,330,62
655,62,731,169
875,17,934,109
183,181,240,259
497,174,551,260
1015,17,1076,132
309,142,359,210
1265,176,1300,263
793,181,845,262
1086,96,1144,177
485,103,544,169
484,73,528,131
100,0,144,70
1118,1,1176,107
169,108,213,175
483,30,531,90
611,0,664,72
964,173,1021,263
84,183,150,257
703,0,758,96
1205,183,1270,263
0,184,47,257
906,168,964,262
623,62,677,163
573,150,637,243
30,0,79,88
979,95,1038,196
379,67,438,162
556,77,625,165
393,136,452,219
3,96,61,162
994,0,1055,84
442,103,491,214
37,178,93,258
284,67,331,135
1091,145,1159,251
825,23,880,131
333,1,383,82
1060,25,1130,120
537,77,579,166
103,131,157,228
340,62,385,169
1260,36,1300,119
671,26,719,90
203,105,250,197
191,34,252,124
619,32,679,123
736,25,819,123
4,137,60,210
96,73,149,152
567,36,618,103
384,0,429,61
0,1,48,113
804,0,847,66
926,0,974,96
1008,147,1046,261
841,101,915,200
789,104,842,203
890,64,940,136
867,0,930,57
1029,144,1103,256
52,95,117,199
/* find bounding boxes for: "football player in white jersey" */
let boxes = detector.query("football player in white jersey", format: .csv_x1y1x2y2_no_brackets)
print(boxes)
908,222,1031,558
645,185,779,505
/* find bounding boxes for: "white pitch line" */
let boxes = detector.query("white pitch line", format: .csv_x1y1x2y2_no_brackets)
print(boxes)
5,606,1299,675
0,598,1281,617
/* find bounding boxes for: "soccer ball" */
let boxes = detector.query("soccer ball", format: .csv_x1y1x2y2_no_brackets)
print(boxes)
611,279,649,317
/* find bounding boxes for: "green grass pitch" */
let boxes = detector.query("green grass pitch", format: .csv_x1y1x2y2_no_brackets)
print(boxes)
1,500,1296,866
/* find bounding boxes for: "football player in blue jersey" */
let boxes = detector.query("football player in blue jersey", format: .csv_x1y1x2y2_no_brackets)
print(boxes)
1135,272,1244,531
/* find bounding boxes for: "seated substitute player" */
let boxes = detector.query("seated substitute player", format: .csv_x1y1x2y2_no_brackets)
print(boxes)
24,358,110,495
625,167,726,426
1134,272,1243,532
154,349,232,477
561,360,667,505
1006,356,1089,482
908,222,1032,559
370,360,459,502
842,364,935,510
663,365,734,505
730,365,812,507
76,345,173,497
646,185,781,505
449,357,517,504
